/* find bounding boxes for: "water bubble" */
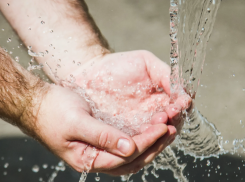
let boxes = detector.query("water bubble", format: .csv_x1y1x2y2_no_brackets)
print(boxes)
4,163,9,168
15,56,19,62
42,164,48,169
41,21,45,24
95,177,100,181
206,160,210,166
32,165,40,173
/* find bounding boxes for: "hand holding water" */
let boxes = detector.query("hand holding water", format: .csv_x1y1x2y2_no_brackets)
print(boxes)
0,0,192,176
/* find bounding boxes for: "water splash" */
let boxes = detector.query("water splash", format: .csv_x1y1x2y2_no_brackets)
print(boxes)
47,161,66,182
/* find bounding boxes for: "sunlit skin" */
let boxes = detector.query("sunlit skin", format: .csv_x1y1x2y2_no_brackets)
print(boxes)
0,0,192,176
62,50,192,175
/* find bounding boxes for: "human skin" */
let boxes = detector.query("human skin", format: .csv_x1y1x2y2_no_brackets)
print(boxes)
0,0,191,175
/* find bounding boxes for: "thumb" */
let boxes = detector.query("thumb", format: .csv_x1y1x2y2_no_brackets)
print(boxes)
72,113,136,157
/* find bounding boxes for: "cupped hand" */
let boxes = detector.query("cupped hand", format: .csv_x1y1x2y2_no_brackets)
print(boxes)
34,84,176,176
66,50,192,175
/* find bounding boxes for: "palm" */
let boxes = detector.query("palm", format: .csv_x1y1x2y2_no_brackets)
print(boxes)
72,51,180,135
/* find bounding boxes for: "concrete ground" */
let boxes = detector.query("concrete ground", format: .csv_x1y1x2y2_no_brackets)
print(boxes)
0,0,245,181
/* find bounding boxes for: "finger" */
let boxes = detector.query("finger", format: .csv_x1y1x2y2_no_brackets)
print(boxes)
91,124,168,172
142,51,171,96
174,93,192,111
70,113,136,158
165,104,182,127
103,125,177,176
151,112,168,125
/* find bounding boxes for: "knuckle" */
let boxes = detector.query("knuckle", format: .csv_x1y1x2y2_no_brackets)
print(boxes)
98,130,110,149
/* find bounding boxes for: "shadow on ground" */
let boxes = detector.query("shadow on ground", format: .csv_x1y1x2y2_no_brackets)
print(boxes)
0,137,244,182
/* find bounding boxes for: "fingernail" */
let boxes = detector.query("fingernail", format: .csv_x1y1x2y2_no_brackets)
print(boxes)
117,138,130,155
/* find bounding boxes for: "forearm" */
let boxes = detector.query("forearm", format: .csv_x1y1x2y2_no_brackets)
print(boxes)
0,47,48,137
0,0,110,82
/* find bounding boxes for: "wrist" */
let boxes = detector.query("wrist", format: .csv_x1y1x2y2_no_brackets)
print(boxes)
19,80,50,138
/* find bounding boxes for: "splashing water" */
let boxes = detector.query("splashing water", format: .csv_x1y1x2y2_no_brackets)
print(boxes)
25,0,245,181
55,1,224,181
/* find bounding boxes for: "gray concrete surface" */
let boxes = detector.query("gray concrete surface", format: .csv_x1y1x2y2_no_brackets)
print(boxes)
0,0,245,148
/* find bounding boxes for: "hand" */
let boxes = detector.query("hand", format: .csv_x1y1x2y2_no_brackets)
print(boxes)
32,84,176,175
67,50,192,175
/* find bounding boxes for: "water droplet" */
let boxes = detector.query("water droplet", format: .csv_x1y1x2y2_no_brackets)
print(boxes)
32,165,39,173
7,3,10,6
41,21,45,24
206,160,210,166
49,44,53,47
4,163,9,168
28,27,31,30
42,164,48,169
232,74,235,77
240,120,243,124
39,177,43,182
15,56,19,62
3,171,7,175
18,168,21,172
64,50,68,53
2,29,4,31
207,8,211,13
45,50,49,54
57,64,61,68
19,157,23,161
225,140,229,144
50,29,53,33
7,38,11,42
95,177,100,181
77,62,81,66
73,60,75,64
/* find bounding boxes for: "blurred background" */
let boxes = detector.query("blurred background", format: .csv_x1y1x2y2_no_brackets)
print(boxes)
0,0,245,181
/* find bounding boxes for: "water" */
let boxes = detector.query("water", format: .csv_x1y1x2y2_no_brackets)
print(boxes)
23,0,224,181
1,0,245,182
